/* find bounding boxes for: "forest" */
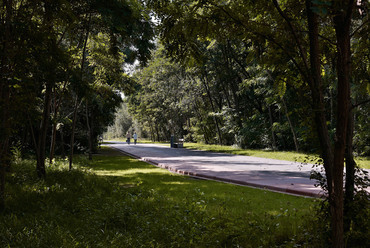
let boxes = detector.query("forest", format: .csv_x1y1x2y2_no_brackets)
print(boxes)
0,0,369,247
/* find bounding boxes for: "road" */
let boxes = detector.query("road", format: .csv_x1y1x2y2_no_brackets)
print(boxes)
107,141,325,197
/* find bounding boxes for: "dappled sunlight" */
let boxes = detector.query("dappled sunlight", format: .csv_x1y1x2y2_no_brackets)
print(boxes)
94,168,170,177
162,181,190,185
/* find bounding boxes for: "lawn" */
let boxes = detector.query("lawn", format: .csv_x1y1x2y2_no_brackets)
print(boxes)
1,146,326,247
105,139,370,169
183,142,370,169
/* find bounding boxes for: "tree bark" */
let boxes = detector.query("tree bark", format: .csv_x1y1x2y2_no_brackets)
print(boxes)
331,2,354,245
306,1,343,245
305,0,334,195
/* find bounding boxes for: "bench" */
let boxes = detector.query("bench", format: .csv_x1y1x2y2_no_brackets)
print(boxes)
175,138,184,148
171,136,184,148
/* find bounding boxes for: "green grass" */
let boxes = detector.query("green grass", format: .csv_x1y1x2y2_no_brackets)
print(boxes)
1,146,326,247
183,142,370,169
105,139,370,169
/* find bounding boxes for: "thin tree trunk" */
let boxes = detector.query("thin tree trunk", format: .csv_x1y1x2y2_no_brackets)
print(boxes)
69,95,79,170
0,88,9,210
69,13,91,169
85,100,92,160
201,76,223,145
60,126,66,158
0,0,13,211
49,82,67,163
282,98,299,152
155,124,160,142
268,105,277,150
49,87,57,164
344,104,356,233
194,100,210,144
37,81,52,178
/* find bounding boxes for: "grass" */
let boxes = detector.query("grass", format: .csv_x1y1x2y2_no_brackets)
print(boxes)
183,142,370,169
1,146,327,247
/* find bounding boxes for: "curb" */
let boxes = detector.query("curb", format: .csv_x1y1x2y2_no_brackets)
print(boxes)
110,146,324,198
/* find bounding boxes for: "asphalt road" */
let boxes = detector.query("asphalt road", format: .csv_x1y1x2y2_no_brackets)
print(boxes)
107,141,325,197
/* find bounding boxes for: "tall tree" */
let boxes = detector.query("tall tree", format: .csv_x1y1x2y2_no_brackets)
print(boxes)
147,0,369,245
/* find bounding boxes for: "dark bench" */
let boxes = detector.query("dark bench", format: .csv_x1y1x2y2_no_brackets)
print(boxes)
171,136,184,148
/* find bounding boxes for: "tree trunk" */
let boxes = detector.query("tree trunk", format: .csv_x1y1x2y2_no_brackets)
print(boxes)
60,126,66,158
306,1,340,245
0,88,10,210
344,104,356,233
37,81,52,178
49,88,57,164
330,2,354,245
49,82,66,163
0,0,13,211
69,95,79,171
69,14,91,169
282,98,299,152
268,105,277,150
201,76,223,145
85,100,93,160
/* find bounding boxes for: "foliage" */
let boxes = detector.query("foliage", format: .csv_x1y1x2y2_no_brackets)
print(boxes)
0,0,155,170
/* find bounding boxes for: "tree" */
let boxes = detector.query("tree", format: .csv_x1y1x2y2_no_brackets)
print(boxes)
0,0,154,209
147,0,369,246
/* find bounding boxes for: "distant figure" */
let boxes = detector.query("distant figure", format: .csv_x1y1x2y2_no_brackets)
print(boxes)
133,132,138,145
126,132,131,145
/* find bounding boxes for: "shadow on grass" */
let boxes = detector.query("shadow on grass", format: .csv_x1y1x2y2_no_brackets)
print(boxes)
2,151,327,248
83,147,317,216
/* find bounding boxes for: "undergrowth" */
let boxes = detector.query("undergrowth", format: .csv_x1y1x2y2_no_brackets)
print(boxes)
1,149,327,247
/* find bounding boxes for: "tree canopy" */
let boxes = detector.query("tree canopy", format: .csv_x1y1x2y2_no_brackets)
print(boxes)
1,0,369,246
0,0,154,207
125,0,370,246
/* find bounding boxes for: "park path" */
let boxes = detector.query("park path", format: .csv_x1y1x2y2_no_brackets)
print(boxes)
107,141,324,197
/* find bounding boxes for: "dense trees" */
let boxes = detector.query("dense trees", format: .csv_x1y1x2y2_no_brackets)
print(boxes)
1,0,368,245
125,0,369,246
0,0,154,209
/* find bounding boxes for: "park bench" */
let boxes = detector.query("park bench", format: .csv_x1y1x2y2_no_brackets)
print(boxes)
170,136,184,148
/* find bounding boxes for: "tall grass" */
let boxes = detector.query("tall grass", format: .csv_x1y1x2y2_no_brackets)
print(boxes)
1,147,326,247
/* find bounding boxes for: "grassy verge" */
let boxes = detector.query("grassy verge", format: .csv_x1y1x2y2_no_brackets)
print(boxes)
1,146,325,247
105,139,370,169
183,142,370,169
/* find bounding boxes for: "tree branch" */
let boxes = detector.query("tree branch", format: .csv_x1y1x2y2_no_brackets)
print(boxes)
272,0,310,73
352,99,370,109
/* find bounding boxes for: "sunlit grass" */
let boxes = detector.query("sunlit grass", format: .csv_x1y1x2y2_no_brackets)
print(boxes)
107,139,370,169
183,142,370,169
92,146,318,226
1,146,327,247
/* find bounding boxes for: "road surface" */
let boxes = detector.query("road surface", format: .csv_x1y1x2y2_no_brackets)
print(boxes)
107,141,326,197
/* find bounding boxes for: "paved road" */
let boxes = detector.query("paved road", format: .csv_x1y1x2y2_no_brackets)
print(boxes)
107,141,325,197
